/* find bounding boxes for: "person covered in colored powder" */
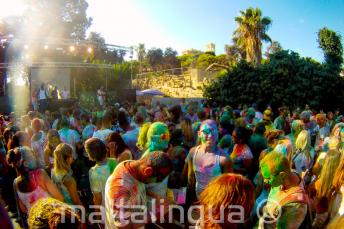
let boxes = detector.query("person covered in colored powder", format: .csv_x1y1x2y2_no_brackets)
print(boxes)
104,151,172,229
182,119,232,200
7,147,64,215
84,137,118,225
139,122,175,209
258,151,309,229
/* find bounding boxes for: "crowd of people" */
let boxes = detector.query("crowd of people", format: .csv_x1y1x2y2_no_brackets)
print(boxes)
0,99,343,229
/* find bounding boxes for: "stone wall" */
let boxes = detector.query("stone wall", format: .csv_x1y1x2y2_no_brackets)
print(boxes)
133,68,219,98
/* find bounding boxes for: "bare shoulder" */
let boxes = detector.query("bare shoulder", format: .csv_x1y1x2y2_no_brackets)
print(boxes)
188,146,198,158
36,169,49,180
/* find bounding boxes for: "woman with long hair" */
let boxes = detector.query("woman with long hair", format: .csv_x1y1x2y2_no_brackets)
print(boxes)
7,147,63,214
287,120,305,151
313,136,340,176
180,118,195,150
197,173,255,229
328,123,344,152
44,130,61,174
328,155,344,221
310,149,341,228
51,143,83,206
105,132,132,162
315,149,341,200
293,130,315,174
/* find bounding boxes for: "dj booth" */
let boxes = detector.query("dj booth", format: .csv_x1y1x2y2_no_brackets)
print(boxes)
38,98,78,112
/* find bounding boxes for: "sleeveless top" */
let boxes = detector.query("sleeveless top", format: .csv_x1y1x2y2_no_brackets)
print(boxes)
16,170,50,212
192,146,222,198
51,170,73,205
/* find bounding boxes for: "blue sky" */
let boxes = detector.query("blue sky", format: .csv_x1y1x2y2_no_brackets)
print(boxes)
0,0,342,61
86,0,344,61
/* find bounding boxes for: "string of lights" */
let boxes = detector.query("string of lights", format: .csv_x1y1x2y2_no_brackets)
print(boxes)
0,35,133,55
0,62,113,69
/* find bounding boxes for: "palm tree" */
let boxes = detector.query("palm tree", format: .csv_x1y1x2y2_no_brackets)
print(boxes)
233,7,272,65
136,43,146,72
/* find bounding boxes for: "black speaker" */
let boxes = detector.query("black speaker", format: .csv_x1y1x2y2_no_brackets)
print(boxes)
38,99,77,112
117,89,136,103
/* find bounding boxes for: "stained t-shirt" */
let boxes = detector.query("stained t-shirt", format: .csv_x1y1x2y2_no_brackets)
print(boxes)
105,161,146,229
89,158,117,206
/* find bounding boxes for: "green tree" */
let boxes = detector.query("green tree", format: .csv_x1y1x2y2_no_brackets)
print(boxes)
178,54,196,68
86,32,106,61
204,50,344,111
146,48,164,70
0,0,92,63
264,41,282,59
182,49,203,56
87,32,106,49
196,53,216,69
163,47,180,69
136,43,146,72
233,7,272,65
26,0,92,40
318,27,343,74
225,43,244,66
215,54,229,66
136,44,146,62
